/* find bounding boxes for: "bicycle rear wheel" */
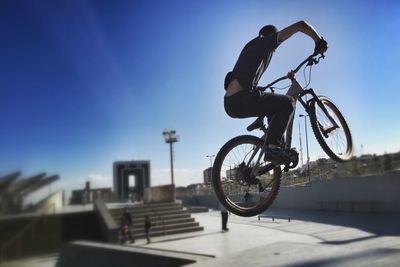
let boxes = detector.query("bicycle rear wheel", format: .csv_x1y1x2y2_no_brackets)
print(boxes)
212,135,281,217
309,96,353,162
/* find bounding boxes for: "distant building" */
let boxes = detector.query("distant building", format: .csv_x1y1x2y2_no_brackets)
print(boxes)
113,160,151,202
203,167,212,184
70,182,112,205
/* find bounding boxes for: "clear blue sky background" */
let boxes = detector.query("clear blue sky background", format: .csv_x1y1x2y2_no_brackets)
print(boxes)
1,0,399,199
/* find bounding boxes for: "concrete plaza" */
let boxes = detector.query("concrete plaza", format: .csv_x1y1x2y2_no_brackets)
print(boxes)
3,208,400,267
142,209,400,266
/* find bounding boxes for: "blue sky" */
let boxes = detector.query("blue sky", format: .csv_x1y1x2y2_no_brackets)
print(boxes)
1,0,399,198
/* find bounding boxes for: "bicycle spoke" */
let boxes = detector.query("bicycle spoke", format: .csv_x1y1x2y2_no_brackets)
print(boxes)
213,136,281,216
311,97,352,162
316,104,348,155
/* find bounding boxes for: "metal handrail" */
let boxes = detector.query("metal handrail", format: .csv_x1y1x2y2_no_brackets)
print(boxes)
0,203,55,263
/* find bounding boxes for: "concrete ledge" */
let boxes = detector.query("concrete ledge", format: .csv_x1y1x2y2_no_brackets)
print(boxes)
145,185,176,203
56,241,212,267
94,199,119,242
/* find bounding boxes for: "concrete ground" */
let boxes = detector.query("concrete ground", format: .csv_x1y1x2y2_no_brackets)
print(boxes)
139,209,400,266
3,208,400,267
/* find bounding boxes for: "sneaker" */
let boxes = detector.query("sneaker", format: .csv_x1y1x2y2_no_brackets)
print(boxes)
264,146,290,164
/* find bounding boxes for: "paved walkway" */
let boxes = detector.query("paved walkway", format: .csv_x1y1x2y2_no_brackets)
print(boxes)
137,208,400,266
3,208,400,266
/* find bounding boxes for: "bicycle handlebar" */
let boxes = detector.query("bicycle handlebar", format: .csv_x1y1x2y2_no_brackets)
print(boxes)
259,52,325,91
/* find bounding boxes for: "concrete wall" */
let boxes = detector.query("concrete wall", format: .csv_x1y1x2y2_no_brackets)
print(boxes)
272,171,400,212
182,171,400,213
94,199,119,242
144,184,175,203
0,211,104,262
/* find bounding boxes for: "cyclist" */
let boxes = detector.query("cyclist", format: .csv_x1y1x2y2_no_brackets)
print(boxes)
224,20,328,163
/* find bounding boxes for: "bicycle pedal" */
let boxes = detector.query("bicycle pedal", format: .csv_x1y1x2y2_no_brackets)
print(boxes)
283,165,290,172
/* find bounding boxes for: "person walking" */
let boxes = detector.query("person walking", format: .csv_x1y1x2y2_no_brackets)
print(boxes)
145,215,152,244
120,207,135,244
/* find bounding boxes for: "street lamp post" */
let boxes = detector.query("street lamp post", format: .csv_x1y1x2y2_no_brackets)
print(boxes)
299,114,310,183
206,155,215,168
298,121,304,167
163,129,178,185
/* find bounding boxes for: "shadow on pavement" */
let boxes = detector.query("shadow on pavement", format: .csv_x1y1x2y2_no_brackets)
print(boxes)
261,208,400,236
285,247,400,267
146,231,223,244
319,234,379,245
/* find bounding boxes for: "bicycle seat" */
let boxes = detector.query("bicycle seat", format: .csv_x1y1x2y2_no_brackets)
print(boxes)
246,117,264,132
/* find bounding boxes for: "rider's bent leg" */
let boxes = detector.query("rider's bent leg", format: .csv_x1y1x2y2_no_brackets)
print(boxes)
262,94,294,163
224,90,294,145
264,95,294,146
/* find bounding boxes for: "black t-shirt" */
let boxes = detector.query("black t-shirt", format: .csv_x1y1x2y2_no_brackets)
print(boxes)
226,33,280,91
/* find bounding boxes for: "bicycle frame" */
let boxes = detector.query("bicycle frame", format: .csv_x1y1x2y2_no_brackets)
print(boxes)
284,80,340,150
263,54,340,149
248,53,341,177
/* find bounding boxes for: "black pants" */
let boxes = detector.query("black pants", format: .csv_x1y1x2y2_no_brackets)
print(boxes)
224,90,294,145
221,211,228,230
145,227,151,243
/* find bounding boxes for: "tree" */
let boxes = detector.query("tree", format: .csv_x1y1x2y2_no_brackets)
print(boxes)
351,159,363,176
383,154,393,171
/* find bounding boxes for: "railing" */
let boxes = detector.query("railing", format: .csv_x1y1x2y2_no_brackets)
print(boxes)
0,203,56,263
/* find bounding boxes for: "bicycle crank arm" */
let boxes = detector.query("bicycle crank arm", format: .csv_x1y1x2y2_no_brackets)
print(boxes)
255,163,276,176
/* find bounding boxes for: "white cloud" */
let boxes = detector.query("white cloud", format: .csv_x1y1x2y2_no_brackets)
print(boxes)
152,168,203,187
87,173,113,189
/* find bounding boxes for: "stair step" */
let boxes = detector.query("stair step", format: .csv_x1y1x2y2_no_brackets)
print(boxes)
110,207,186,217
130,217,195,228
109,202,181,212
130,221,200,234
110,205,183,214
132,225,204,239
110,202,203,240
112,210,190,223
114,214,193,227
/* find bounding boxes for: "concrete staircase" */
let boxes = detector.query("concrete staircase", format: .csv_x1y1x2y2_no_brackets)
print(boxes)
109,202,203,239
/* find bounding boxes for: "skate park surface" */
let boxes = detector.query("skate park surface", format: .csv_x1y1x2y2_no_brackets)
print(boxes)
3,208,400,267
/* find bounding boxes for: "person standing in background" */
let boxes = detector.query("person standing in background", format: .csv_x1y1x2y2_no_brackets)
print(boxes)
145,215,152,243
219,202,229,232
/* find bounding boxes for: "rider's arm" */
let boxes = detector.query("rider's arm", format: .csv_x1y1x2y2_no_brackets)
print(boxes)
277,20,322,44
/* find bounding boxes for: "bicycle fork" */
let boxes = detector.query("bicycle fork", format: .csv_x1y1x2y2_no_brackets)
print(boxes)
298,88,340,136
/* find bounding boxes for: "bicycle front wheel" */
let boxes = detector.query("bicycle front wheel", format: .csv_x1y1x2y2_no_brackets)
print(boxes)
309,96,353,162
212,135,281,217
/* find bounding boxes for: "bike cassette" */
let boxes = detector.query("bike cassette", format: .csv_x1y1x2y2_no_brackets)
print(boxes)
235,162,258,185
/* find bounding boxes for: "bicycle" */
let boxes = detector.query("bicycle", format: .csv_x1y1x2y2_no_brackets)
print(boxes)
212,52,353,217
